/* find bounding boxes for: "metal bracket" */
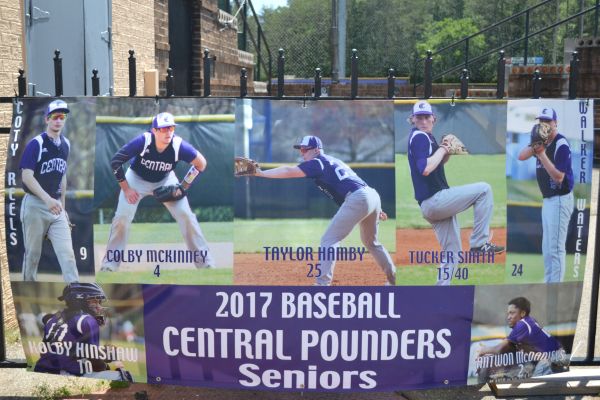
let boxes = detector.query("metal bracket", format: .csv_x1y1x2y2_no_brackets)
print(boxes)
26,6,50,23
100,28,111,46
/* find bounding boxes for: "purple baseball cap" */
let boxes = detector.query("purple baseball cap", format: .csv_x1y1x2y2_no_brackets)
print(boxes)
46,100,69,116
412,100,434,116
293,135,323,150
537,107,557,121
152,112,178,129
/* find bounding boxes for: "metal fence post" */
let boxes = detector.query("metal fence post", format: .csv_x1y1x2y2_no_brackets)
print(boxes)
166,68,174,97
17,69,26,97
53,49,63,97
496,50,506,99
424,50,432,99
387,68,395,99
532,68,541,99
277,48,285,98
568,51,580,100
460,69,469,99
350,49,358,99
91,69,100,96
128,50,136,97
524,10,530,65
203,49,211,97
314,68,322,98
240,68,248,98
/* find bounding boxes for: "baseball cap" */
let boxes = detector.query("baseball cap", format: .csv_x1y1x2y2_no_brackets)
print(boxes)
412,100,434,116
46,100,69,116
536,107,557,121
152,112,178,129
293,135,323,150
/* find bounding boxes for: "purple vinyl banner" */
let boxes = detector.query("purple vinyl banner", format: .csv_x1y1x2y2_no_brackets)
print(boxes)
142,285,474,391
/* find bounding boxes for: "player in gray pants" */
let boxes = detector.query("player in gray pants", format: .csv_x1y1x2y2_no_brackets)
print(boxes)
100,112,214,272
518,107,574,282
407,100,503,285
250,135,396,286
19,100,79,282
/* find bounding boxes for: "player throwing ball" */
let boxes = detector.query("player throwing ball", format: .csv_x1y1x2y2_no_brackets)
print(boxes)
100,112,214,272
407,100,503,285
244,135,396,286
19,100,79,282
518,108,574,283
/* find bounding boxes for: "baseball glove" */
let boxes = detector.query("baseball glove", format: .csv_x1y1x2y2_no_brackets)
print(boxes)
234,156,260,177
440,134,469,155
153,184,186,202
530,122,551,147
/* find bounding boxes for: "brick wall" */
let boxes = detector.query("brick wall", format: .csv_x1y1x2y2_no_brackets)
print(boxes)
111,0,156,96
0,2,24,127
154,0,170,96
192,0,254,96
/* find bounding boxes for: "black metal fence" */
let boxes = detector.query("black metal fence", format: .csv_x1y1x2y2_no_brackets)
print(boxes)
6,47,585,100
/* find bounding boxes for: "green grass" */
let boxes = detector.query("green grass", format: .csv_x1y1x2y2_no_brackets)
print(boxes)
96,268,232,285
505,253,586,283
233,218,396,253
396,154,507,229
396,263,505,286
94,222,233,244
508,178,591,204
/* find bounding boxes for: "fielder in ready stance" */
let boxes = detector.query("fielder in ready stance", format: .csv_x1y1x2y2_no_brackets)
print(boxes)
407,100,503,285
100,112,214,272
34,282,133,381
253,135,396,286
477,297,566,377
19,100,79,282
518,108,574,283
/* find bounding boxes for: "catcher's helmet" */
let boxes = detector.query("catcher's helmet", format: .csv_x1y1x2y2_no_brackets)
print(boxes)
59,283,108,325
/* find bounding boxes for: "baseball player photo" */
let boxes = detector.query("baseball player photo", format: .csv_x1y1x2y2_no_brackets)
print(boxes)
396,100,506,286
93,98,234,284
11,281,147,382
506,100,594,284
468,284,579,384
5,98,96,283
233,99,396,286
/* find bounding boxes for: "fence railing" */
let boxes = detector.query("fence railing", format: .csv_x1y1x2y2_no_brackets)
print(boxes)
10,46,584,100
412,0,600,94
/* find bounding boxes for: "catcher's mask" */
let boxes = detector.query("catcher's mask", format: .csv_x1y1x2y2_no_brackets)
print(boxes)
59,282,108,325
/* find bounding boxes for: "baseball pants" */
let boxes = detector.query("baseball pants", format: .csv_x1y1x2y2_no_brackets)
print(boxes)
316,186,396,286
420,182,493,285
101,169,214,271
542,192,574,283
20,194,79,282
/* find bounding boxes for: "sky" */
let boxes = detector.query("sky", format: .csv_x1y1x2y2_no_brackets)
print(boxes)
249,0,288,12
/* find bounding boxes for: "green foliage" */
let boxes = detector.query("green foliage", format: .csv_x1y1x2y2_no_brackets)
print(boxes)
417,18,485,82
33,384,72,400
258,0,600,82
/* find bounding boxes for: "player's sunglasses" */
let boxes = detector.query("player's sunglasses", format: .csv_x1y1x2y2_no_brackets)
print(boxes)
299,147,315,153
156,126,175,133
48,113,67,121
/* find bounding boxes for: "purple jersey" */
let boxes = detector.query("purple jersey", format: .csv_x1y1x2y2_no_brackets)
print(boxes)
298,154,366,206
407,128,449,204
507,315,562,353
536,133,574,197
34,310,101,375
19,133,70,199
112,132,198,183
